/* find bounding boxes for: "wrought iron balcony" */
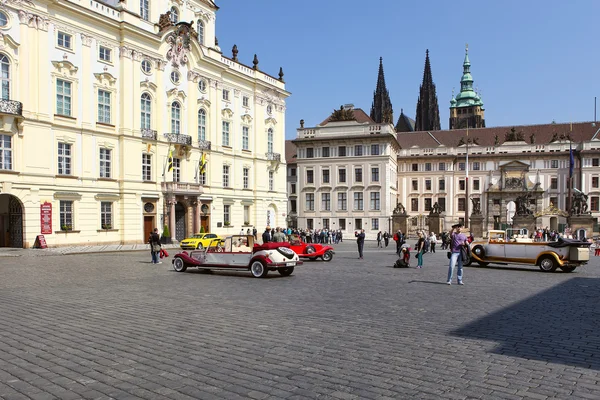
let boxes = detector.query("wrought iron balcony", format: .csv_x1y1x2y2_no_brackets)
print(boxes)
266,152,281,161
0,99,23,117
141,128,157,140
164,133,192,145
198,139,211,150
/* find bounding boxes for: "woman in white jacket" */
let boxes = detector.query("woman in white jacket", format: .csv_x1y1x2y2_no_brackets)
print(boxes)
429,232,437,253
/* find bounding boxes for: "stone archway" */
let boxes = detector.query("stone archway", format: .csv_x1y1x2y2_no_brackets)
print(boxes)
266,204,277,228
0,194,23,248
506,201,516,224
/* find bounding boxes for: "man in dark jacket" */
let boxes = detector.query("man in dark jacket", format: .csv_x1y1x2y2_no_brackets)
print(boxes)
262,227,272,244
355,229,365,259
149,228,161,264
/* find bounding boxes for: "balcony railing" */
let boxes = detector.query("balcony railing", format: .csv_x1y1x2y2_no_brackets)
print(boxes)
141,128,157,140
0,99,23,117
164,133,192,145
198,139,211,150
161,181,204,194
266,152,281,161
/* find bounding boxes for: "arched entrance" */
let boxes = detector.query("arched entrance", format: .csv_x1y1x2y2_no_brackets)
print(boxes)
266,204,277,228
506,201,516,224
0,194,23,248
549,216,558,231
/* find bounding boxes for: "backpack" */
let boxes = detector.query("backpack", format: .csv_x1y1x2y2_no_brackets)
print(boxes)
393,233,399,241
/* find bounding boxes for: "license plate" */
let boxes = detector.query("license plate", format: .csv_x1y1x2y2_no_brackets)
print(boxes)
286,262,295,267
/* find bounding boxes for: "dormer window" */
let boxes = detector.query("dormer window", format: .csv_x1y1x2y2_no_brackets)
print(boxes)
170,7,179,24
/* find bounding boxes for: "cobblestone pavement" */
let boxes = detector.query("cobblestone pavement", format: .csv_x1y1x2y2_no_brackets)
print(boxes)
1,242,599,399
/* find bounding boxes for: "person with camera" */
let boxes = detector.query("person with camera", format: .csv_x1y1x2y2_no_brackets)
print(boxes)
355,229,365,259
447,224,468,285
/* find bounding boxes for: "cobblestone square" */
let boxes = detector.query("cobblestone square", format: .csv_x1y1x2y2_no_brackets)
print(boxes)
1,242,599,399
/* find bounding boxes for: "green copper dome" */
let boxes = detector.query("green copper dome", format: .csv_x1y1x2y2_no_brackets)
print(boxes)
450,46,483,108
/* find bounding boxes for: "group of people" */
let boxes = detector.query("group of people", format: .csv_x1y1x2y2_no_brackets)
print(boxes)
259,227,344,244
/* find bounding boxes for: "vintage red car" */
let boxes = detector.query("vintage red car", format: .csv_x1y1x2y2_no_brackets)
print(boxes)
286,234,335,261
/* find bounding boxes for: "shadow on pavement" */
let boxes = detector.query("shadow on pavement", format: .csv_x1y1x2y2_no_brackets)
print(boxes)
409,280,451,285
451,277,600,370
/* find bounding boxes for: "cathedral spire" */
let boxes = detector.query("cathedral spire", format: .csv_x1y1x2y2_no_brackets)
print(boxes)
449,45,485,129
414,49,441,131
370,57,394,124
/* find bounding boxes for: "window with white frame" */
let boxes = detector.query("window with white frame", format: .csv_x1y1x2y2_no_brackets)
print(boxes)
99,148,111,178
323,218,330,230
338,146,346,157
306,193,314,211
321,193,330,211
370,192,380,210
473,179,480,191
269,171,274,191
551,160,558,168
322,169,330,184
141,93,151,129
59,200,73,230
0,134,11,170
222,121,230,146
222,89,230,101
196,20,204,45
0,54,10,100
371,144,380,155
58,142,71,175
307,218,313,229
56,79,72,116
338,193,347,210
171,101,181,134
371,167,379,182
355,145,363,156
140,0,149,21
306,169,314,184
425,162,432,171
197,109,206,141
172,158,180,182
169,6,179,23
101,202,112,229
244,205,250,224
354,167,362,183
458,162,465,171
142,153,151,181
199,170,206,185
242,126,249,150
97,90,111,124
354,192,363,210
371,218,379,230
223,165,230,188
322,147,330,157
224,205,230,225
242,96,249,107
338,168,346,183
473,161,480,171
243,167,249,189
99,46,111,63
439,162,446,171
267,128,274,153
57,32,72,49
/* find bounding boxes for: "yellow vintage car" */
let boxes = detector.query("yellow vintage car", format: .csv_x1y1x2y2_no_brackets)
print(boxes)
179,233,223,250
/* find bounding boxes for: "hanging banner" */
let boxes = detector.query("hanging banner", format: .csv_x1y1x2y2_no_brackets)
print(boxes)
41,202,52,235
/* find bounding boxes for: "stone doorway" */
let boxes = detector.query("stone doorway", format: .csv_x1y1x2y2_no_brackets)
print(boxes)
0,194,23,248
175,203,186,241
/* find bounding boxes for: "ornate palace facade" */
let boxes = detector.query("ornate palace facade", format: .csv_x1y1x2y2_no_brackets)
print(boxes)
0,0,289,247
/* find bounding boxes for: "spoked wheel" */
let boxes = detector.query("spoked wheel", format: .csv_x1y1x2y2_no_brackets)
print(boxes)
250,261,268,278
538,256,558,272
322,250,334,262
559,265,576,273
278,267,294,277
173,258,187,272
305,246,316,255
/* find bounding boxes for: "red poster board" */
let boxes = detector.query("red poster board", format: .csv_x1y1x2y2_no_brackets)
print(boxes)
34,235,47,249
41,202,52,234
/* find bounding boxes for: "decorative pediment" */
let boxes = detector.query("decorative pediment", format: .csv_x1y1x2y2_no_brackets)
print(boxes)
94,193,120,201
98,141,115,149
197,96,211,107
94,72,117,87
56,135,76,144
166,88,186,103
499,160,530,171
241,114,253,124
165,23,197,67
52,60,78,77
265,117,277,126
0,33,19,53
140,79,157,92
221,108,233,119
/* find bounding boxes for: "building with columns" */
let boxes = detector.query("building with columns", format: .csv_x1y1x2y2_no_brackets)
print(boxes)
0,0,289,248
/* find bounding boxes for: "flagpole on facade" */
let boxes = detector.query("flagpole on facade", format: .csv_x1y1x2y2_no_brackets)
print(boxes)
465,123,469,229
568,123,573,214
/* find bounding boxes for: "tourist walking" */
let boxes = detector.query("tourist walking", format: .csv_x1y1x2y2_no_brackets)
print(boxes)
429,232,437,253
415,232,425,268
262,227,272,243
447,224,468,285
149,228,162,264
355,229,365,259
383,231,389,247
377,231,383,248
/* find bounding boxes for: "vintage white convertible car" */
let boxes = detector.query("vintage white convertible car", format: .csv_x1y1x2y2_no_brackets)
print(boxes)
467,230,591,272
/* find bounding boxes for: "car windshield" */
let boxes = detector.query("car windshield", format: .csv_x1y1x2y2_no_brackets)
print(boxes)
191,234,205,239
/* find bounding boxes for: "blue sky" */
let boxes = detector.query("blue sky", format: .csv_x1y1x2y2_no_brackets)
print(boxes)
216,0,600,140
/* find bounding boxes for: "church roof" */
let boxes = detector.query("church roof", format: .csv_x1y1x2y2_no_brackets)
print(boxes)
319,107,375,126
395,109,415,132
396,121,600,149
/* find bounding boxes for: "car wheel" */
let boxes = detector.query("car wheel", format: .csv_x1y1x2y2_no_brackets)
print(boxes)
250,260,268,278
305,246,316,255
322,250,334,262
472,245,485,259
278,267,294,277
196,243,204,250
462,253,472,267
173,258,187,272
538,256,558,272
559,265,576,273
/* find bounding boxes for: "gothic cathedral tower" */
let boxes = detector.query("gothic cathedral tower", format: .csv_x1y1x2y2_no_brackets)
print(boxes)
370,57,394,124
449,45,485,130
415,50,441,131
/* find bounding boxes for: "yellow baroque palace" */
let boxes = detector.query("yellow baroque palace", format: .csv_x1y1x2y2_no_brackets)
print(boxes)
0,0,289,248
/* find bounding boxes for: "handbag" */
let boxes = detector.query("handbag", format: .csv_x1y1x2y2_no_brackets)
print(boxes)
160,248,169,258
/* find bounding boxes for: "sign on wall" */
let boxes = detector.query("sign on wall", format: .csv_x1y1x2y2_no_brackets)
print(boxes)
41,202,52,235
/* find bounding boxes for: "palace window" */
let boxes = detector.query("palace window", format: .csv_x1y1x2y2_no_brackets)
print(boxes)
243,167,249,189
224,205,230,225
56,79,72,116
306,169,314,184
458,198,466,212
355,145,363,156
141,59,152,74
198,109,206,141
307,218,313,230
551,160,558,168
267,128,274,153
458,162,465,171
370,192,380,210
338,218,346,230
323,218,330,230
412,163,418,172
306,193,314,211
242,126,249,150
411,198,418,212
1,54,10,100
99,46,112,63
412,179,418,191
371,167,379,182
290,200,297,213
439,162,446,171
59,201,73,231
169,6,179,23
141,93,152,129
338,168,346,183
459,179,465,191
58,142,71,175
437,197,446,212
57,32,72,49
355,167,363,183
371,144,380,155
269,171,274,191
222,121,230,146
425,198,432,211
593,158,600,167
197,20,204,45
425,179,431,191
0,134,11,170
290,183,296,194
425,162,432,172
371,218,379,230
100,202,112,229
172,158,180,182
338,146,346,157
99,148,111,178
140,0,149,21
591,197,599,212
306,148,314,158
593,176,599,189
171,101,181,134
473,162,480,171
97,90,111,124
353,192,363,210
321,193,331,211
223,165,230,188
222,89,230,101
242,96,249,108
322,169,330,184
439,179,446,191
338,193,347,210
550,177,558,190
142,154,151,181
473,179,480,191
